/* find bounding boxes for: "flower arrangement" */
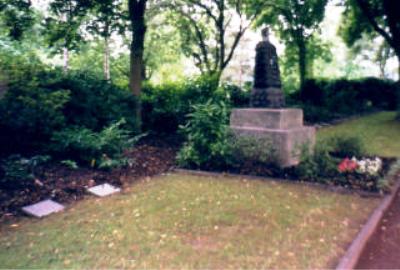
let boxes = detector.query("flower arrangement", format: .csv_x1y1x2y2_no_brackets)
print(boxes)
338,157,382,175
353,157,382,175
338,158,358,173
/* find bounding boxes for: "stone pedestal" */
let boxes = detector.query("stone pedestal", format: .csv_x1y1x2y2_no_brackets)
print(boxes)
230,108,315,167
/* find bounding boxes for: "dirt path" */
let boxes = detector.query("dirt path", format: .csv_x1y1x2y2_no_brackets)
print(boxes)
356,188,400,269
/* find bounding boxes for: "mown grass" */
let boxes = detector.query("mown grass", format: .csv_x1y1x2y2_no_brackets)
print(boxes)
317,111,400,157
0,173,379,269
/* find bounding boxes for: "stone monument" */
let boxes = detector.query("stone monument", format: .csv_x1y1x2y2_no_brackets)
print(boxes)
230,28,315,167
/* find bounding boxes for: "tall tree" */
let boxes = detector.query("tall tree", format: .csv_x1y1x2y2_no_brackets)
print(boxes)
248,0,329,88
166,0,258,81
86,0,126,80
0,0,33,40
128,0,147,128
339,0,400,79
44,0,91,72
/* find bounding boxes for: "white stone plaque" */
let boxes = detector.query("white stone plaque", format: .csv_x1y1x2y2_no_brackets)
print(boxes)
22,199,65,218
87,183,121,197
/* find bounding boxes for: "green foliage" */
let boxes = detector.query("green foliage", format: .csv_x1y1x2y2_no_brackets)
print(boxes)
220,82,250,108
50,119,140,167
0,52,138,156
327,135,366,158
296,143,338,182
0,155,50,189
250,0,329,86
60,160,79,170
39,70,138,132
142,75,221,133
0,79,70,154
43,0,92,52
167,0,249,76
339,0,399,51
292,77,398,122
0,0,34,40
229,135,278,166
177,100,231,168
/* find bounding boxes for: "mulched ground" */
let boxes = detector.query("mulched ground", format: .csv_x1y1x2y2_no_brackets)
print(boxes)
0,135,178,222
355,186,400,269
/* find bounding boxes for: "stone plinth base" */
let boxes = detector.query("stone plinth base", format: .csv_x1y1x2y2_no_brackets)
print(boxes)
230,108,315,167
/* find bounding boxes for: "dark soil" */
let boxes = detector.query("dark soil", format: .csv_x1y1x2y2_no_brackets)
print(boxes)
0,135,178,222
355,184,400,269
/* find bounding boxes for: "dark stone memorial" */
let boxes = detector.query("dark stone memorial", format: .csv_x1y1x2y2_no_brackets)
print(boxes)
250,28,285,108
230,28,315,167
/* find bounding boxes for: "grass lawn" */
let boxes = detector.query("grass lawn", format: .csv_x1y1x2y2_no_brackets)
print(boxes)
0,173,379,269
317,111,400,157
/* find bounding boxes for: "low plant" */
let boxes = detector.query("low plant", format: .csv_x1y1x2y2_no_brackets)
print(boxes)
177,100,231,169
296,142,338,182
229,135,278,166
0,155,51,189
327,135,366,158
50,119,142,167
378,159,400,192
60,160,79,170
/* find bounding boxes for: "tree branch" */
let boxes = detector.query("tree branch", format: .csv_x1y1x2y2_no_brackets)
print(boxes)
355,0,395,49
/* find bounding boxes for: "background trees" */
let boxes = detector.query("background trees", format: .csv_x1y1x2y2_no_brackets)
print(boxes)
165,0,257,82
339,0,400,78
0,0,399,130
248,0,329,88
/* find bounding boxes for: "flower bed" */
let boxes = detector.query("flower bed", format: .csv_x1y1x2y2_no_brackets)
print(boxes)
189,156,396,193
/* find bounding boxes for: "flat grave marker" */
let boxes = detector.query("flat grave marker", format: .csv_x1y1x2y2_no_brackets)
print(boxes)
22,199,65,218
87,183,121,197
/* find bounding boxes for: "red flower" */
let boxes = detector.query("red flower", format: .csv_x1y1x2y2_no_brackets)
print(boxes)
338,158,358,173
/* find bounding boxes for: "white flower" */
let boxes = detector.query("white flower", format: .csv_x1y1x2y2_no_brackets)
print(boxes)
355,157,382,175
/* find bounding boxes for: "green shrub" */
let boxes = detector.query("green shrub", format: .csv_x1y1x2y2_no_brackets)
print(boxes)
296,143,338,182
0,83,70,155
293,77,398,123
50,119,141,167
219,83,250,108
177,100,231,168
229,135,278,166
142,75,221,133
0,64,138,156
0,155,51,190
327,135,366,158
141,75,251,134
38,70,138,132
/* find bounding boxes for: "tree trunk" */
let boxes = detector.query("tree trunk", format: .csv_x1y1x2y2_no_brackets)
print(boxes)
396,50,400,81
63,47,69,73
298,39,307,89
104,37,110,80
128,0,147,131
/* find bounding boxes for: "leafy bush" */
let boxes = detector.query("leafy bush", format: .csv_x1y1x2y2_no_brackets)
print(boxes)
0,62,138,156
50,119,141,168
177,100,231,169
38,70,138,132
220,82,250,108
0,83,70,155
295,143,337,181
229,135,277,166
292,77,398,123
142,75,221,133
326,135,366,158
0,155,50,190
142,75,252,134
